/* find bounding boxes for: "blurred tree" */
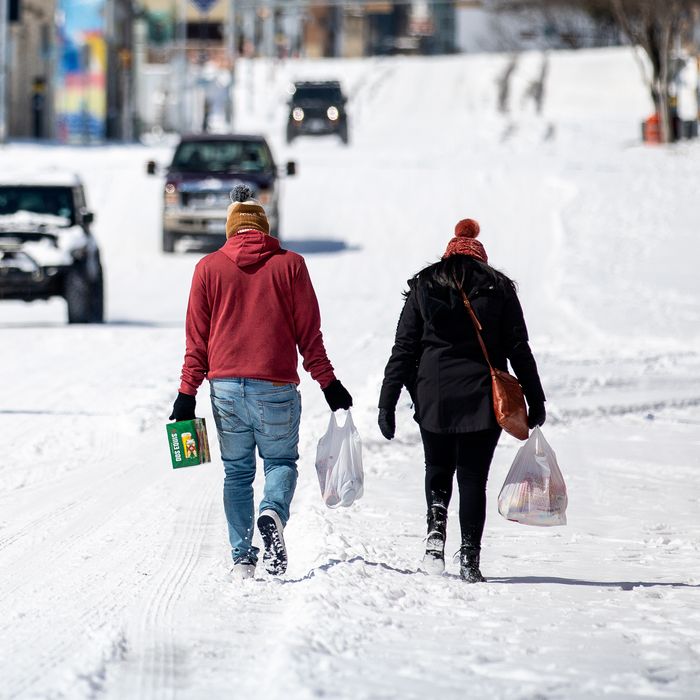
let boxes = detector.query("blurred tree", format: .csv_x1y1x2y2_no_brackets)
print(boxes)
493,0,617,48
609,0,699,142
500,1,700,140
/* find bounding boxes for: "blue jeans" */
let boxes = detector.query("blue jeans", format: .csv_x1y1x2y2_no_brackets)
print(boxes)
210,378,301,563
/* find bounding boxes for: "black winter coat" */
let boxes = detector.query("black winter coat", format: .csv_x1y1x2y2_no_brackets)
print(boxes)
379,257,545,434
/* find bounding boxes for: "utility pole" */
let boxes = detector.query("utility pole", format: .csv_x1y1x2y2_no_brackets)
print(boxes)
226,0,236,128
176,0,188,133
133,14,147,137
0,0,8,143
264,0,274,59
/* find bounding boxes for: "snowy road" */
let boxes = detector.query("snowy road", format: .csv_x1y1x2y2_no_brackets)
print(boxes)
1,49,699,699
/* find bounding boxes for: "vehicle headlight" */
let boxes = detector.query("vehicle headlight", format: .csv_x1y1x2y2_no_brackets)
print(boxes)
258,189,272,206
292,107,304,122
327,106,339,121
164,183,179,207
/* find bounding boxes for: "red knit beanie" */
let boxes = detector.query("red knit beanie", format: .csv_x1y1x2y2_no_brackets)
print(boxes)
443,218,488,263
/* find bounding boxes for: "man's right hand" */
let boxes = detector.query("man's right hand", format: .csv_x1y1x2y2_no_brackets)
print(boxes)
170,392,196,421
378,408,395,440
323,380,353,411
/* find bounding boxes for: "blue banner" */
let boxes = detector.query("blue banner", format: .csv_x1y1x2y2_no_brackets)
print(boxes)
191,0,217,13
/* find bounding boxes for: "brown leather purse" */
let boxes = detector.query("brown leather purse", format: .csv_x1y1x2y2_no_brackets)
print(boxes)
454,280,529,440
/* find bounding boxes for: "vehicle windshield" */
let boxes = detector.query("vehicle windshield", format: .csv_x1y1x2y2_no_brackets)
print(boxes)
293,86,343,103
171,141,273,174
0,186,75,224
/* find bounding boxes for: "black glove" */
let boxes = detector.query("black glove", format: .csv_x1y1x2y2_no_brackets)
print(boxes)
322,379,353,411
170,392,196,421
527,402,546,429
378,408,395,440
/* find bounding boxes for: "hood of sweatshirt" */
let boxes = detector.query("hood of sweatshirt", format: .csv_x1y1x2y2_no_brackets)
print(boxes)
220,231,281,268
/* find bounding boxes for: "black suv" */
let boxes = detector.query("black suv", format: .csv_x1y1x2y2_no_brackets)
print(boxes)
148,134,295,253
0,175,104,323
287,81,349,145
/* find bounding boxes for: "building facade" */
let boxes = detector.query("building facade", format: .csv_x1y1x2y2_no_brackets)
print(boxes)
7,0,56,138
2,1,459,141
3,0,136,142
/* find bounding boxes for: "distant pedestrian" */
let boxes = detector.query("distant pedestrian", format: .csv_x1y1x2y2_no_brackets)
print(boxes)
170,185,353,579
378,219,545,582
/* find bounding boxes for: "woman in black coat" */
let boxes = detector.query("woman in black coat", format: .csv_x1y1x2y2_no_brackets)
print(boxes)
378,219,546,582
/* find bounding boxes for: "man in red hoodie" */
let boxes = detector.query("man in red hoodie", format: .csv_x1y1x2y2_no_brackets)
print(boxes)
170,185,352,579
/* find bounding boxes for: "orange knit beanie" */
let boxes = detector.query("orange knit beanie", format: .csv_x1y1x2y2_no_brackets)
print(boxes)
226,185,270,238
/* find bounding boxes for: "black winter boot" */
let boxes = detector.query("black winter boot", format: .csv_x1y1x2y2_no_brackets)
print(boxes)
460,544,486,583
460,528,486,582
422,504,447,575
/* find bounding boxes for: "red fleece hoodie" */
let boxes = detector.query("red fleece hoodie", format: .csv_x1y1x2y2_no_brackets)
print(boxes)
179,232,336,395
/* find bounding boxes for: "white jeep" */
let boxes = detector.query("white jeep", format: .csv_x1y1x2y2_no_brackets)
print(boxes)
0,172,104,323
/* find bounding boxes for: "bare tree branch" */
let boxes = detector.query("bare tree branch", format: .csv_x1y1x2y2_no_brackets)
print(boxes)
611,0,654,91
518,0,700,142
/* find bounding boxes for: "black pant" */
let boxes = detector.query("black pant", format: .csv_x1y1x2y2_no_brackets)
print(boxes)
420,427,501,548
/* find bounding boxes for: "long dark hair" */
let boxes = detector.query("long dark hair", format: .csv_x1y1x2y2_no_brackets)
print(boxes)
409,255,516,296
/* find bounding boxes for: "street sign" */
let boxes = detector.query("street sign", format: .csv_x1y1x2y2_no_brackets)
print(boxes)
191,0,217,13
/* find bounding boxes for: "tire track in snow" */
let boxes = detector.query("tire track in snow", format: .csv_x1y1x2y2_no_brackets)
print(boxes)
1,495,148,700
112,478,218,700
0,501,77,553
1,463,218,699
3,588,127,699
0,455,165,604
0,443,183,697
550,394,700,425
0,412,136,571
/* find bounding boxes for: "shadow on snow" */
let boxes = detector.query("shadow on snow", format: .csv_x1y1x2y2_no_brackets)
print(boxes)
283,238,360,255
281,555,421,584
488,576,699,590
175,237,360,256
279,559,699,590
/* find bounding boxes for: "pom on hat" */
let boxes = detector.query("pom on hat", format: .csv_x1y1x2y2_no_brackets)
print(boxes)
230,184,254,203
226,184,269,238
444,218,488,262
454,219,480,239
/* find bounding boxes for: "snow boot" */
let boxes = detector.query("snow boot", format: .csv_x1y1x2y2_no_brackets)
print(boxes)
232,555,256,581
459,544,485,584
257,509,287,576
421,503,447,575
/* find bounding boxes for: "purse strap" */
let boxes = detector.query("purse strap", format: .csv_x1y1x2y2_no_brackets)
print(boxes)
451,273,495,373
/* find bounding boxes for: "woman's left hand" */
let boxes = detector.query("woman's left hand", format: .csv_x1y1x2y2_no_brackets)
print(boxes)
527,402,546,428
378,408,396,440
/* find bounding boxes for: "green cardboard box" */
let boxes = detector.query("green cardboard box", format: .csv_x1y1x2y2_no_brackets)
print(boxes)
166,418,211,469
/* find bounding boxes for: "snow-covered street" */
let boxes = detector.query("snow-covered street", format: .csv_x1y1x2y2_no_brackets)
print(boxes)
1,49,699,699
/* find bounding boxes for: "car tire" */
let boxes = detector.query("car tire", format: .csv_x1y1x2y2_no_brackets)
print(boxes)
90,265,105,323
340,125,349,145
286,127,295,144
65,269,93,324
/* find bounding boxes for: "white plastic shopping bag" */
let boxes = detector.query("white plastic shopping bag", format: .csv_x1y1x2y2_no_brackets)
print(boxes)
498,427,567,526
315,410,364,508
